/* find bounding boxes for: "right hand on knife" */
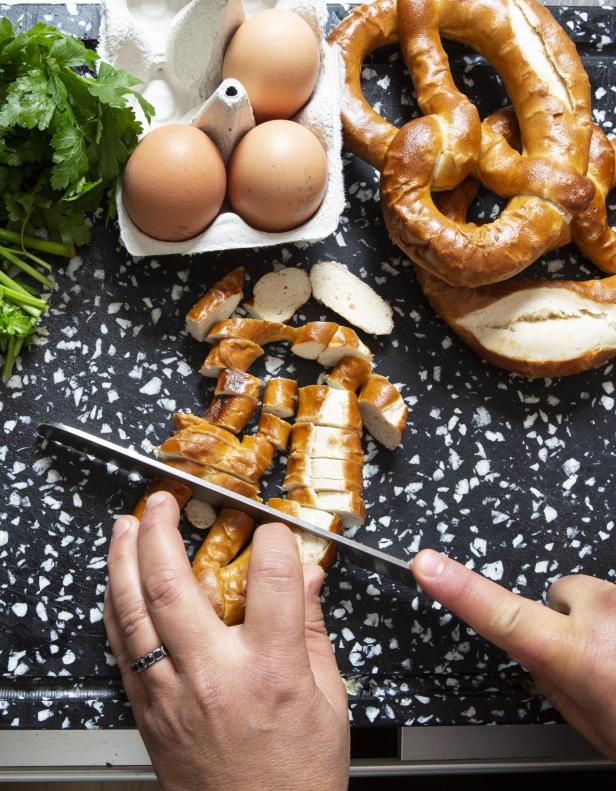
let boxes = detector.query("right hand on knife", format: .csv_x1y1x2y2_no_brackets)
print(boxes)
104,492,349,791
413,549,616,761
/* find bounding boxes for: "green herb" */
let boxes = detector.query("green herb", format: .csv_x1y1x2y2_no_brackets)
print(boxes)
0,17,155,380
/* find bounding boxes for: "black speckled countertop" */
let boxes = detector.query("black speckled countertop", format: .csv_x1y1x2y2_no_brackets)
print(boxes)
0,2,615,730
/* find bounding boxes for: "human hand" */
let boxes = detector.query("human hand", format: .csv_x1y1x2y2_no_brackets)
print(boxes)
104,491,349,791
413,549,616,760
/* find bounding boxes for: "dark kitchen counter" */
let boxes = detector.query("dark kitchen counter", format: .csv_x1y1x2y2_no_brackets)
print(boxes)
1,1,615,736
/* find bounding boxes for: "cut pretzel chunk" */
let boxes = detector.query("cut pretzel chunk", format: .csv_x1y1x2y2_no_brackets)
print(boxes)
133,478,192,520
245,267,311,323
163,458,262,501
186,267,245,342
192,508,255,624
241,434,276,471
206,318,297,346
257,412,291,451
200,339,264,378
215,369,262,403
310,260,394,335
291,321,338,360
268,498,342,569
263,377,298,418
359,374,408,450
326,355,373,391
290,423,363,461
418,269,616,378
296,385,362,431
172,412,240,447
158,431,268,484
203,395,256,434
283,453,364,493
289,487,366,527
184,499,217,530
317,326,374,367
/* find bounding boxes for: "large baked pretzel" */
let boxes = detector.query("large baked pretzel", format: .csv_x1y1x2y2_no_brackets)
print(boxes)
417,108,616,378
328,0,595,287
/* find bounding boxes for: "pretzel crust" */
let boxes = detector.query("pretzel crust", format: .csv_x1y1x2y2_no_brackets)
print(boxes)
329,0,594,287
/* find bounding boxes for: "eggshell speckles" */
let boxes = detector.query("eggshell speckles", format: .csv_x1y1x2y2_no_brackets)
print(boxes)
122,124,226,242
228,120,327,232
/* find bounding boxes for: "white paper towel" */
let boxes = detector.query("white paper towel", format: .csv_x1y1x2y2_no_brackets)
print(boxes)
98,0,345,256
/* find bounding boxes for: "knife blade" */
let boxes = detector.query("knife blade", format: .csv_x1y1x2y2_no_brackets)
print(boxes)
37,421,413,587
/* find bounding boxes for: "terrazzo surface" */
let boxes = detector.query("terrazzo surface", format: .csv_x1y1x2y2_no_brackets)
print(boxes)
1,2,615,729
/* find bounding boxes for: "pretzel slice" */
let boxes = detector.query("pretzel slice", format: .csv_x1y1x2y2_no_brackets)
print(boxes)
289,487,366,527
162,458,262,501
256,412,291,451
326,355,373,391
358,375,408,450
283,454,364,494
206,318,297,346
203,395,257,435
317,326,373,367
186,267,245,342
267,498,342,570
200,339,264,378
215,369,262,403
263,377,298,419
290,423,363,461
133,478,192,520
291,321,338,360
296,385,362,431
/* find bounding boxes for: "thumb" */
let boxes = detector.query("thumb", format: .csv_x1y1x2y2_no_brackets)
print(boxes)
303,564,347,716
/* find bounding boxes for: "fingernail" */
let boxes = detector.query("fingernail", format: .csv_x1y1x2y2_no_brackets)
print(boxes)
112,517,132,541
415,549,446,578
305,564,324,597
145,491,169,511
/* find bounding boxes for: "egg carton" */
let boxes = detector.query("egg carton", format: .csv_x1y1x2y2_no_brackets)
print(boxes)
99,0,344,256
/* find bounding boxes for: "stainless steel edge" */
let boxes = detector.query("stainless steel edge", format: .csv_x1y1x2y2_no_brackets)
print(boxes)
0,727,613,780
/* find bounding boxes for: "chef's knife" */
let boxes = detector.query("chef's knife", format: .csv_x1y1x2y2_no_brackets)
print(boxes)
38,421,413,586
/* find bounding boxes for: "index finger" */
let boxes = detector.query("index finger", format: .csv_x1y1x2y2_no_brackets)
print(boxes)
137,491,225,671
412,549,571,672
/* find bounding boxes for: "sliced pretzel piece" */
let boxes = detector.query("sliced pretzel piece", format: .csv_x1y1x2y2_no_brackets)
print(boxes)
200,339,264,378
289,487,366,527
158,430,269,484
291,321,338,360
172,412,240,448
163,458,262,501
256,412,291,451
218,545,252,626
310,261,394,335
290,423,363,461
215,369,262,403
186,267,245,342
268,498,342,570
133,478,192,520
417,268,616,379
283,454,364,494
316,326,373,367
326,355,373,391
263,377,298,419
245,268,311,323
206,318,297,346
296,385,362,431
203,395,257,435
184,499,217,530
192,509,255,625
358,374,408,450
240,433,276,471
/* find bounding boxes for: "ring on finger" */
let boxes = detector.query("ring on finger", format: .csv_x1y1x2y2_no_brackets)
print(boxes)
131,644,170,674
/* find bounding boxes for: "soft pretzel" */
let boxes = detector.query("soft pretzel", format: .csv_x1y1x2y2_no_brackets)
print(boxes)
161,458,262,501
267,498,342,570
256,411,291,451
328,0,595,287
326,355,372,392
421,110,616,378
206,318,297,346
296,385,363,431
133,478,192,520
203,394,256,435
291,321,338,360
290,423,363,461
359,375,408,450
215,368,262,403
283,454,364,494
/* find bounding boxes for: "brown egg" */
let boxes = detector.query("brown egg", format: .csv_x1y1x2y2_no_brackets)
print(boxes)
122,124,226,241
228,120,328,232
222,9,320,123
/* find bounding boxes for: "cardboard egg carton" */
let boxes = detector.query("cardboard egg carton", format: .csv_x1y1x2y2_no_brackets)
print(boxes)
99,0,344,256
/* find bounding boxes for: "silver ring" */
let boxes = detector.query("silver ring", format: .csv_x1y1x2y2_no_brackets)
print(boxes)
131,644,169,674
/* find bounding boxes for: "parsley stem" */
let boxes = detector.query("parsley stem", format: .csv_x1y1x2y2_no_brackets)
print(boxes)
0,285,46,311
0,229,74,258
0,245,54,290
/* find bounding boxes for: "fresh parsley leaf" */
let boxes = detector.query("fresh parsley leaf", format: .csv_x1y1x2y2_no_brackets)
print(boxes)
87,61,142,108
0,68,55,130
51,122,89,190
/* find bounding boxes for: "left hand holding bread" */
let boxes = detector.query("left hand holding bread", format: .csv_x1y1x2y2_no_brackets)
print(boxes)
104,491,349,791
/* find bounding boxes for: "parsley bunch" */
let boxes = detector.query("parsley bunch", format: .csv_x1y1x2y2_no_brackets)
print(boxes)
0,17,155,381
